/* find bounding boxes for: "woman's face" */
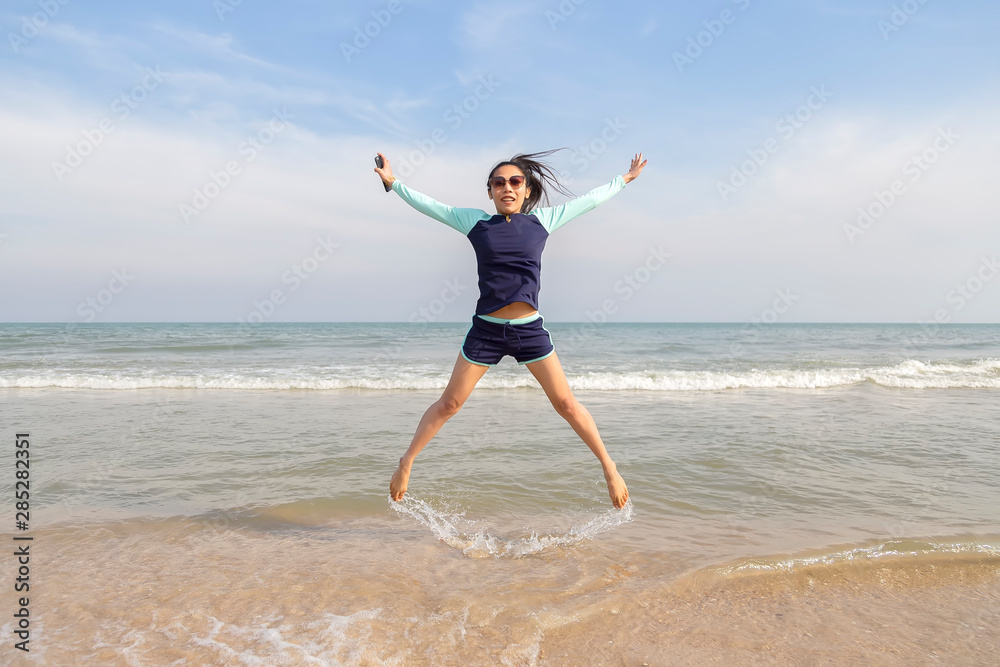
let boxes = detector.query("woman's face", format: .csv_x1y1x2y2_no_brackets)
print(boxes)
487,165,531,216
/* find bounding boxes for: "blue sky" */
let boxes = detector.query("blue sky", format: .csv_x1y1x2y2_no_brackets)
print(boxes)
1,0,998,322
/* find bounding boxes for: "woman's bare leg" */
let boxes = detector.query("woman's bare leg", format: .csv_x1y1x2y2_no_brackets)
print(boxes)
390,352,490,501
525,351,629,508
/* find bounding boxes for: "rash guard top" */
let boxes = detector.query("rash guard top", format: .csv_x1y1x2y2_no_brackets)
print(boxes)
391,175,626,315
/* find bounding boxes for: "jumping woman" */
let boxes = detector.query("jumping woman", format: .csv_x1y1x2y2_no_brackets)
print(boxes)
375,149,647,509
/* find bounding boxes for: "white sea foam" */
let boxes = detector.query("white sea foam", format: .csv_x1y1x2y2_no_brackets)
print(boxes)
389,496,634,559
177,609,386,665
3,358,998,391
711,537,1000,577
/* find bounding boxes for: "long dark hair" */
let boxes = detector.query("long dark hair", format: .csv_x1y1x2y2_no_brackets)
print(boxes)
487,148,574,213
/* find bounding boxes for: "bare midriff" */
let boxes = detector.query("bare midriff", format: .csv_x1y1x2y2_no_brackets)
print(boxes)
485,301,538,320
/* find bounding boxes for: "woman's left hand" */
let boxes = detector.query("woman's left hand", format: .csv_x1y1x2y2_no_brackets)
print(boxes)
623,152,647,184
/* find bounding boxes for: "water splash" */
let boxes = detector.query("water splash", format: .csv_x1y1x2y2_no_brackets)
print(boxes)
389,496,634,559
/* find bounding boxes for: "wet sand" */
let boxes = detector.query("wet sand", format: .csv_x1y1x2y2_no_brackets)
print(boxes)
3,517,998,666
543,554,1000,666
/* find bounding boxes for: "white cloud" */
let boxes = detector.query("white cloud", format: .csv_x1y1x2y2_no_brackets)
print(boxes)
2,24,998,322
150,23,294,74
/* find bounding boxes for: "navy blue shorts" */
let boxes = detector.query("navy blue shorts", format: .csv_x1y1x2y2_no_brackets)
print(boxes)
461,313,555,367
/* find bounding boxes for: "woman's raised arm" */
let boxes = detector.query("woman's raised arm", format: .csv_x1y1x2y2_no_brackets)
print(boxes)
374,152,488,236
531,153,646,234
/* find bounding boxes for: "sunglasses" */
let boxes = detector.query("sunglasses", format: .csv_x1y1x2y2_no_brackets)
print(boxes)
488,175,526,189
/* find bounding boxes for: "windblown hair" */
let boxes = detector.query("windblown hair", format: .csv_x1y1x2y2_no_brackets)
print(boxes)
487,149,574,214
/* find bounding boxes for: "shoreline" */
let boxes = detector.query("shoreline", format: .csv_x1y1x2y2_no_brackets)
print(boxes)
4,518,998,665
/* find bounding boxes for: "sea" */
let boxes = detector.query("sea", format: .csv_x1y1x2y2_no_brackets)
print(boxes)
1,322,998,665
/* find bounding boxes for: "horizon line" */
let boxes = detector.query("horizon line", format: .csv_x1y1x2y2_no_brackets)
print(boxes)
1,321,997,326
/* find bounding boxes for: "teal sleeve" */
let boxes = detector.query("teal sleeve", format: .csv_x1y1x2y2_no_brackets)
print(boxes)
391,180,490,236
531,175,627,234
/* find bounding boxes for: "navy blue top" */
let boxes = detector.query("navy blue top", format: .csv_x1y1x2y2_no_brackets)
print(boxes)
391,176,626,315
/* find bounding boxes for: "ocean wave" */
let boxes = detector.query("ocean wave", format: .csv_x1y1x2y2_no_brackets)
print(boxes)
2,358,998,391
724,538,1000,574
572,357,1000,390
671,535,1000,594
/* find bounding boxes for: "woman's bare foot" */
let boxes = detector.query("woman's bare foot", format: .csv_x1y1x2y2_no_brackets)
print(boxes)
604,463,629,509
390,458,411,501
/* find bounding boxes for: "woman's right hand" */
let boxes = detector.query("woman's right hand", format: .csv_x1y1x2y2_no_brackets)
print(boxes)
374,152,395,187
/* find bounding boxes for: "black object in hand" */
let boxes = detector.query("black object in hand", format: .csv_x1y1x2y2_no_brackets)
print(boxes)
375,155,391,192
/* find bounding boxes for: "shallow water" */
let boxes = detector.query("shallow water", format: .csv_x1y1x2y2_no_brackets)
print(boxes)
1,323,999,664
